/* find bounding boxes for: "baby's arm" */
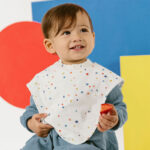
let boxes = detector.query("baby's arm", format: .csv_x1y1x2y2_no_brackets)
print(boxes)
97,85,128,132
20,96,53,137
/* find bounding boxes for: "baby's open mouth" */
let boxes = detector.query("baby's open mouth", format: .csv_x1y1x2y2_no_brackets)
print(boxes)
70,45,85,50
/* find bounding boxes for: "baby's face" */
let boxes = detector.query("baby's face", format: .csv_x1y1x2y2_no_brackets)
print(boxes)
47,11,95,64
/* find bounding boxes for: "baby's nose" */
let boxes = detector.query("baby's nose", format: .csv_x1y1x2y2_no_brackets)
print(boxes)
72,32,82,42
73,38,82,42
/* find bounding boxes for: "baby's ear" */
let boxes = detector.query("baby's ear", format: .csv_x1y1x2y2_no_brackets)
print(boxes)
43,38,56,54
92,32,95,39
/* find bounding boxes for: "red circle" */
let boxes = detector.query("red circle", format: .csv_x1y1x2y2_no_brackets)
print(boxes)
0,21,59,108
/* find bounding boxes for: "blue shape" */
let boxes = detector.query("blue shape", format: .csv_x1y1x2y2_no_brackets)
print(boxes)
31,0,150,75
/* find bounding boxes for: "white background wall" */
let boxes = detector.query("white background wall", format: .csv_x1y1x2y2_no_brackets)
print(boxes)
0,0,124,149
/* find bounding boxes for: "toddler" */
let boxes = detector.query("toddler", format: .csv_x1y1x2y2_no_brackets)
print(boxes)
20,3,127,150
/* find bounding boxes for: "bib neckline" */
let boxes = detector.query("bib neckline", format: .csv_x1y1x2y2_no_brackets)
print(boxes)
58,59,92,69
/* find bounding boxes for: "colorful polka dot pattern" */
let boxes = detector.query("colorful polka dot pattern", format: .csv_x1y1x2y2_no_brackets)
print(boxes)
26,59,124,145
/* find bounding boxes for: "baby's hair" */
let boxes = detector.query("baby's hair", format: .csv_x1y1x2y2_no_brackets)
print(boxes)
41,3,93,38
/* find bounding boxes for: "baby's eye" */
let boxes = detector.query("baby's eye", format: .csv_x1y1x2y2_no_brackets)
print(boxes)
81,28,88,32
63,31,71,35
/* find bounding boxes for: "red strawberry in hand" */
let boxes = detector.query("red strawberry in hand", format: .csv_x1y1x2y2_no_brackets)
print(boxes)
100,103,113,114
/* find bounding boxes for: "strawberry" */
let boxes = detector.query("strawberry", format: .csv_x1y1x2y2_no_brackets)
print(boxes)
100,103,113,114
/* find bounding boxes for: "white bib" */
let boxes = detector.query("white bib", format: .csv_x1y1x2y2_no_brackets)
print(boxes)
26,59,124,145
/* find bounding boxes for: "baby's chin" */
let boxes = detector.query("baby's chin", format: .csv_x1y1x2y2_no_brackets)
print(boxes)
70,58,87,64
62,58,87,65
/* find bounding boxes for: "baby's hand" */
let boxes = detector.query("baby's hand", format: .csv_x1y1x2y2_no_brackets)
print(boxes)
97,105,119,132
27,113,53,137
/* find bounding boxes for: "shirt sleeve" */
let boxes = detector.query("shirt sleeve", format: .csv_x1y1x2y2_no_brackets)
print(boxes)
20,96,38,132
105,85,128,130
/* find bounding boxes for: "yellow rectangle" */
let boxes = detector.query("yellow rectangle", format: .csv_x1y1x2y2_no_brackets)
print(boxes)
120,55,150,150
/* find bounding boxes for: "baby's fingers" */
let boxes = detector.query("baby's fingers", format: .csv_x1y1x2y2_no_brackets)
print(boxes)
97,122,105,132
39,123,53,130
101,113,118,123
32,113,47,122
100,116,115,128
97,119,112,132
37,130,49,137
